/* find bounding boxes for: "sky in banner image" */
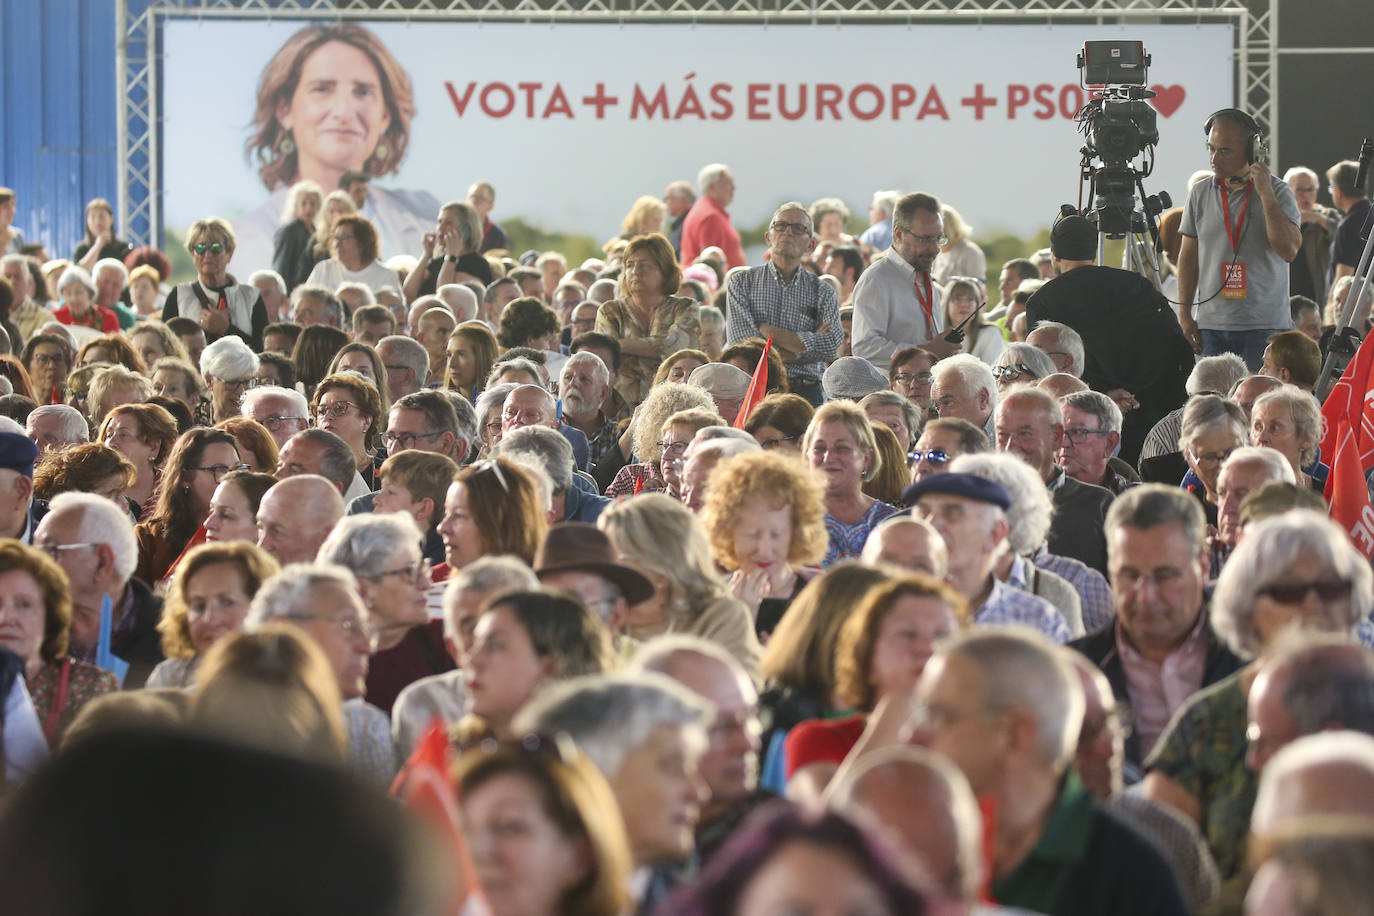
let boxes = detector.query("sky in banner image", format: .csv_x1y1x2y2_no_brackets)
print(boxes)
161,19,1232,274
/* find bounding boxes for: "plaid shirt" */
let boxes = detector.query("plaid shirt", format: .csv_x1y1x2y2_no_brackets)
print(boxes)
1030,545,1116,633
976,579,1072,643
725,261,842,384
579,413,622,472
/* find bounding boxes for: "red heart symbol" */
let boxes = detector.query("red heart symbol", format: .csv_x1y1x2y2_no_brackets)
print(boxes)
1149,84,1186,118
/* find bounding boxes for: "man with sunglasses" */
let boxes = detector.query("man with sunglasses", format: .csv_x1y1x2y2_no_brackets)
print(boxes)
909,417,989,485
724,202,842,407
853,191,961,371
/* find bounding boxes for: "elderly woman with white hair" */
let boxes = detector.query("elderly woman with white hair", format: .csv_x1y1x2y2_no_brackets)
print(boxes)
992,342,1057,394
199,335,260,424
317,511,453,715
1143,510,1374,892
53,264,120,339
1249,384,1326,490
161,216,270,352
950,452,1087,637
1179,394,1248,527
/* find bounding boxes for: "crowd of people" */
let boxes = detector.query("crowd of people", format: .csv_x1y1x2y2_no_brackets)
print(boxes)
1,102,1374,916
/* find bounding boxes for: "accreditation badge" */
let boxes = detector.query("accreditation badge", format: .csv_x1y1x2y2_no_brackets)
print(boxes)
1220,262,1247,300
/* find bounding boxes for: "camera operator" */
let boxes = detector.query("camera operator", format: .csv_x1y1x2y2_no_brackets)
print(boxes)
1025,215,1193,467
1175,109,1301,369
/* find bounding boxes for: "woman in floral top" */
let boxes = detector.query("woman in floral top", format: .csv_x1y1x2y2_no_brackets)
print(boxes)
0,542,117,748
1143,511,1372,903
594,233,701,406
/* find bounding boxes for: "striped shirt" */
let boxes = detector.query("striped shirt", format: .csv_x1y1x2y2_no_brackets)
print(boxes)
726,261,843,384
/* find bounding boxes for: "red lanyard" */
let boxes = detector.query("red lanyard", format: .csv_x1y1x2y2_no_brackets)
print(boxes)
1219,181,1252,251
913,271,935,338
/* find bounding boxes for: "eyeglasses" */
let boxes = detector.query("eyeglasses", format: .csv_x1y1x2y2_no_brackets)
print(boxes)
656,440,690,458
219,377,254,391
367,559,431,587
892,371,934,386
993,363,1036,381
283,612,376,643
188,463,250,482
332,234,356,244
769,221,811,237
384,430,444,449
1188,447,1236,467
483,420,503,434
315,402,361,420
1063,427,1112,446
910,448,950,466
899,228,948,247
260,415,306,431
34,541,101,563
191,242,225,256
758,434,797,450
1256,579,1353,605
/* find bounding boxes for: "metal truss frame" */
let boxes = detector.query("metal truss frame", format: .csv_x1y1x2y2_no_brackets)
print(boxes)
116,0,1274,246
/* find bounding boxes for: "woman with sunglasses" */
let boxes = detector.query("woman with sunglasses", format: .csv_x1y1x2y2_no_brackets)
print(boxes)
1144,510,1374,895
942,276,1004,366
992,342,1057,395
135,428,245,585
161,217,269,353
319,512,451,715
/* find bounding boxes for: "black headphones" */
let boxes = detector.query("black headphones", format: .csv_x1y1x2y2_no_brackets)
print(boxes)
1203,108,1263,164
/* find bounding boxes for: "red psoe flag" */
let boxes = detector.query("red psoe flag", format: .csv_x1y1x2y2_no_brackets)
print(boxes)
1321,329,1374,475
735,334,774,429
1326,418,1374,559
391,720,479,915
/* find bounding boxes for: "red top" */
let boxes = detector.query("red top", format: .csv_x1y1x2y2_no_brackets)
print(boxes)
679,196,746,269
784,713,867,779
364,619,456,715
53,303,120,333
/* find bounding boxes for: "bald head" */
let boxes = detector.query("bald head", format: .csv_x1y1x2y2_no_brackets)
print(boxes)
502,384,558,432
1247,637,1374,773
860,515,949,577
1232,374,1283,421
1038,373,1088,400
833,746,983,903
1252,731,1374,841
1063,648,1123,799
255,475,345,566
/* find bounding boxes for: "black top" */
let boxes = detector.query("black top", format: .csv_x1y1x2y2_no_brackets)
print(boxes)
72,238,135,264
415,253,493,297
1047,470,1114,576
1026,265,1192,467
271,219,317,292
115,577,166,690
1330,197,1372,285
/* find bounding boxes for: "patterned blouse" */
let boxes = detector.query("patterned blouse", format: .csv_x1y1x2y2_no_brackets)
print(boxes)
821,500,901,567
1144,670,1253,886
594,295,701,405
29,657,121,746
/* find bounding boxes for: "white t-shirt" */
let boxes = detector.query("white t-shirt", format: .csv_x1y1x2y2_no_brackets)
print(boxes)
306,259,403,296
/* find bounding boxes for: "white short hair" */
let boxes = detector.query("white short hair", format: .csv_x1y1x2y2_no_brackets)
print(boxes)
442,556,539,642
950,452,1053,555
871,190,902,218
1028,321,1085,378
562,350,610,387
199,335,259,381
48,491,138,583
241,385,308,421
316,513,423,580
248,270,288,296
93,258,128,284
697,163,731,194
335,281,376,306
56,265,97,298
513,672,711,778
936,353,997,405
1186,353,1248,397
246,563,358,628
1220,446,1296,486
26,405,89,445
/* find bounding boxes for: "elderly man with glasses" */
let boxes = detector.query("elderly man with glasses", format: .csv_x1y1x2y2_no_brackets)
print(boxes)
852,191,961,371
241,385,310,451
723,202,842,407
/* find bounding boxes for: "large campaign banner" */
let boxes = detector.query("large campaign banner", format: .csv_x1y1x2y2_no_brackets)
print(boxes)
161,19,1233,273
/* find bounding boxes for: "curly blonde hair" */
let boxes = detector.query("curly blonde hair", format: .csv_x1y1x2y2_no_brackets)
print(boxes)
701,451,827,570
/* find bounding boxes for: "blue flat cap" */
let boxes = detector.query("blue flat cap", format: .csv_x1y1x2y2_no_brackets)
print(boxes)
0,432,37,479
902,472,1011,510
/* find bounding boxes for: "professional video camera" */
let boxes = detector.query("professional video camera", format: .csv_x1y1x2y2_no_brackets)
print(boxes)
1068,41,1171,281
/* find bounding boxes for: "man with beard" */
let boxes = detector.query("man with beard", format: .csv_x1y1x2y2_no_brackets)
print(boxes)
558,351,619,473
852,192,959,370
